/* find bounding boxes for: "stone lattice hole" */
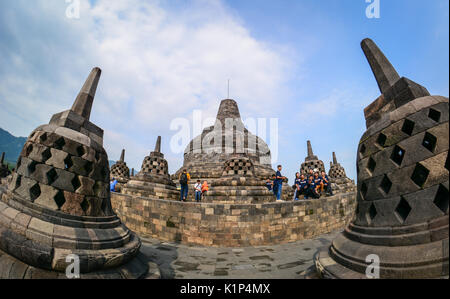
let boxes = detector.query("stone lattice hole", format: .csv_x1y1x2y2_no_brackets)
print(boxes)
64,156,73,170
46,168,58,185
422,132,437,153
395,197,412,223
434,184,449,214
377,133,387,147
29,183,41,202
366,203,377,224
54,137,66,150
367,157,377,173
379,175,392,195
360,182,368,200
391,145,406,166
411,163,430,188
54,190,66,209
428,108,441,123
401,119,415,136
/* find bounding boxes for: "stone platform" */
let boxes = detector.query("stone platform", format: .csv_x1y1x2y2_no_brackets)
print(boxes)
111,191,356,247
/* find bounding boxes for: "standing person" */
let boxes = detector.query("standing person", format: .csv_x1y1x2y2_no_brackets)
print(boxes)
293,172,301,201
179,169,191,202
110,177,118,192
194,180,202,203
321,171,333,196
274,165,286,202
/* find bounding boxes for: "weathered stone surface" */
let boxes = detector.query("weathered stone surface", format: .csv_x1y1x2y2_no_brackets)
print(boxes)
315,38,449,279
0,67,149,279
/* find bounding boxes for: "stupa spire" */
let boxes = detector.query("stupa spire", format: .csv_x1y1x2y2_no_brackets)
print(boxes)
361,38,400,94
154,136,161,153
333,152,338,165
71,67,102,120
120,149,125,163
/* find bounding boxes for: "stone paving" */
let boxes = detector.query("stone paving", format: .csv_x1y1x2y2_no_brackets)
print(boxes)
139,230,341,279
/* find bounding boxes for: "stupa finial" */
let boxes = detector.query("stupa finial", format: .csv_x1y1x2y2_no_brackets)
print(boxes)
71,67,102,120
154,136,161,153
120,149,125,163
361,38,400,94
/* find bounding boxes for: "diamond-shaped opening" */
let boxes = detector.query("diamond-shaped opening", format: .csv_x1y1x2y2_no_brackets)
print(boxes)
360,182,368,200
16,157,22,170
376,133,387,147
54,137,66,150
95,151,100,162
54,190,66,210
401,119,415,136
84,161,93,175
391,145,406,166
367,157,377,173
29,183,41,202
428,108,441,123
379,175,392,195
366,203,377,223
411,163,430,188
27,160,38,174
25,144,33,157
41,147,52,162
395,197,412,223
80,198,90,213
434,184,449,214
64,156,73,170
13,175,22,190
76,145,86,157
40,133,48,143
71,176,81,191
46,168,58,185
422,132,437,153
360,144,367,155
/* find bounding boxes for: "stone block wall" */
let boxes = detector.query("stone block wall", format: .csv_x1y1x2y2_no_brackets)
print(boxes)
111,191,357,247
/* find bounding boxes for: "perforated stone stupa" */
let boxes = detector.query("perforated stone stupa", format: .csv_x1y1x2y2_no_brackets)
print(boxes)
315,38,449,279
300,141,325,174
110,149,130,191
0,68,153,279
328,152,356,194
122,136,178,200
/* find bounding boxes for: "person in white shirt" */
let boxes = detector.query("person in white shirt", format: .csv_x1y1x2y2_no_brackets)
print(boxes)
194,180,202,202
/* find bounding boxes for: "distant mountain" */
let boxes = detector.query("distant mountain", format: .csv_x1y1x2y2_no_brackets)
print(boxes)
0,128,27,164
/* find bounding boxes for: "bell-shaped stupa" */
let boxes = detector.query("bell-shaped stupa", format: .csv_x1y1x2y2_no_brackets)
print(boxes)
0,68,152,279
300,141,325,174
328,152,356,194
315,38,449,279
123,136,178,200
174,99,290,202
110,149,130,191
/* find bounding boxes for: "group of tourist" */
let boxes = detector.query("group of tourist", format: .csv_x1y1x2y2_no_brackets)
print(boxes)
110,166,332,202
179,169,209,202
266,166,333,201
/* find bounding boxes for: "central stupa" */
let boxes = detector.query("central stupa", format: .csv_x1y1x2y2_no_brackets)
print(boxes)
175,99,289,203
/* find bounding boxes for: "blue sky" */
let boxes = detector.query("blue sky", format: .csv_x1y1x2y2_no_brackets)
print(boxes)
0,0,448,181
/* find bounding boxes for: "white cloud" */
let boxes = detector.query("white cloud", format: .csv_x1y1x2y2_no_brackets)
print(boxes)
0,0,297,171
